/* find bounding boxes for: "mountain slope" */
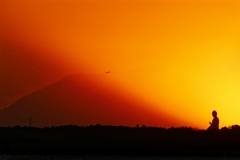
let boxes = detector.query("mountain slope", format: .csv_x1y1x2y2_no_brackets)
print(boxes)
0,73,175,127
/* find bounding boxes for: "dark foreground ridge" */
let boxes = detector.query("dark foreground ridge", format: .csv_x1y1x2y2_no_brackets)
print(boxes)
0,124,240,156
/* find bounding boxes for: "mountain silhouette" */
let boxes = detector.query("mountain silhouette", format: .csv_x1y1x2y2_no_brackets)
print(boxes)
0,73,176,127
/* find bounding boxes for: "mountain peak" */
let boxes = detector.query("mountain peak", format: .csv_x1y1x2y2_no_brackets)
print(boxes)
0,73,172,127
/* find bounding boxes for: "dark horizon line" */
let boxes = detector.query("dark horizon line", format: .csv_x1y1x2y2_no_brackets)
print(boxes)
1,123,240,130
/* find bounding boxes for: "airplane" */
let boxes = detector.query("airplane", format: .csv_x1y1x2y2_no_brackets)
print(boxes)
105,71,110,73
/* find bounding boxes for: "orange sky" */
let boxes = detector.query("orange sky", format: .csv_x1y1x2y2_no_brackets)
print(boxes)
1,0,240,129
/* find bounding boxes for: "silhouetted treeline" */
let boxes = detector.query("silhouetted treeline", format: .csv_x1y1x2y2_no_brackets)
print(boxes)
0,124,240,156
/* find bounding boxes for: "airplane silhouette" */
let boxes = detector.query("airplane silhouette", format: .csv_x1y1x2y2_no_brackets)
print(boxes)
105,71,110,73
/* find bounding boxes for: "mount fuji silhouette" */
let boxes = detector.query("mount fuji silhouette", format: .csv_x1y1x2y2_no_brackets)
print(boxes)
0,74,172,127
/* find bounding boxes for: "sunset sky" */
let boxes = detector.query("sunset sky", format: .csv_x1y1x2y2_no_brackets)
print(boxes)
1,0,240,129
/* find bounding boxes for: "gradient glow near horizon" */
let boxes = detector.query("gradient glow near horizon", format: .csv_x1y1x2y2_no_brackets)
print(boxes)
1,0,240,129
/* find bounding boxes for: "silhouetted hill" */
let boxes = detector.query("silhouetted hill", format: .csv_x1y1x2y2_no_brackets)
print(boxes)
0,74,173,127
